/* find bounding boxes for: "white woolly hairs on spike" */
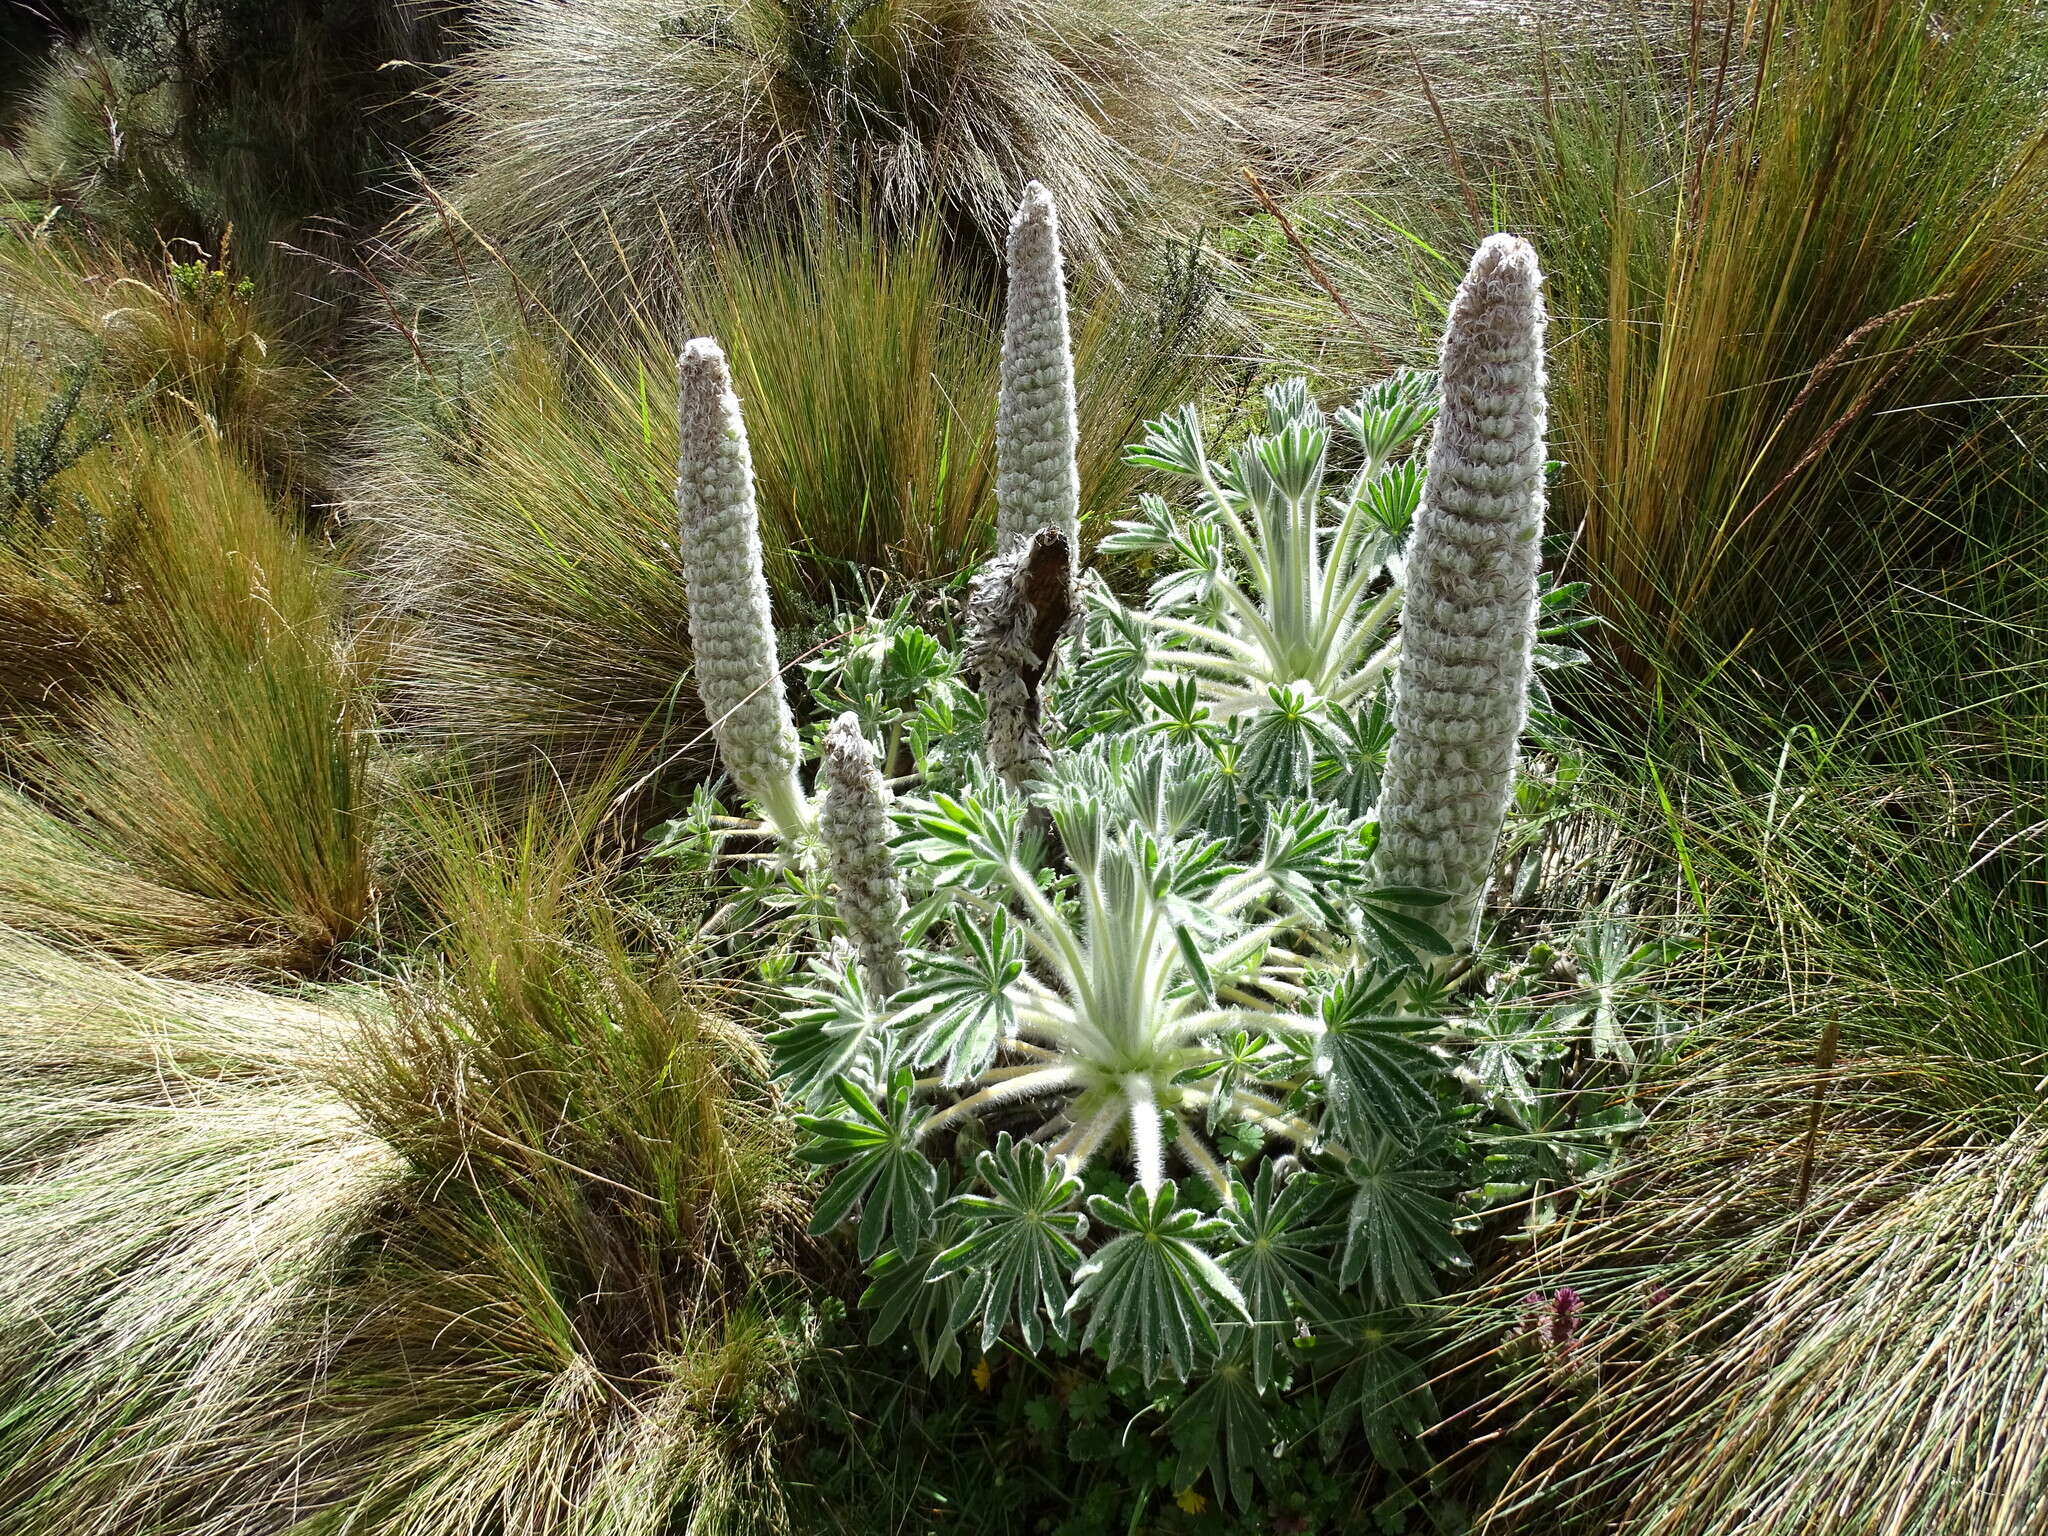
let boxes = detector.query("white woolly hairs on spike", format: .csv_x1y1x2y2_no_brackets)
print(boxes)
819,713,908,1000
995,181,1082,559
676,338,808,846
1374,235,1548,948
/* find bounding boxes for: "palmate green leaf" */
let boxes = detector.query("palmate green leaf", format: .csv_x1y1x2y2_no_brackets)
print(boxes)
1124,402,1212,479
1217,1166,1344,1391
898,789,1030,895
1140,677,1216,749
768,953,887,1109
1355,455,1424,537
1316,1319,1437,1470
1543,892,1696,1066
890,910,1022,1083
1068,1183,1250,1383
1152,518,1227,612
1168,1349,1278,1512
931,1133,1087,1352
1313,971,1444,1147
1257,800,1364,930
1311,698,1393,818
1347,881,1455,970
1338,1142,1468,1303
1238,690,1334,803
1239,419,1329,507
861,1171,964,1376
1460,998,1568,1124
1335,367,1438,463
1097,490,1183,556
796,1069,938,1262
1260,374,1324,437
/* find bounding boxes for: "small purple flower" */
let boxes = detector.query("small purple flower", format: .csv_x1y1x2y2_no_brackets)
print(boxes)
1522,1286,1584,1356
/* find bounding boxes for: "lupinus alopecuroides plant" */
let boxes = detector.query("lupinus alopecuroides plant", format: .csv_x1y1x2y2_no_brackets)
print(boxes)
1372,234,1549,945
968,182,1086,789
675,337,809,847
692,207,1628,1507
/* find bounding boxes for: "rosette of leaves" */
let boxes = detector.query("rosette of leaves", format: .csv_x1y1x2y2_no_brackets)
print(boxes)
776,735,1480,1396
1078,370,1436,735
1072,367,1588,818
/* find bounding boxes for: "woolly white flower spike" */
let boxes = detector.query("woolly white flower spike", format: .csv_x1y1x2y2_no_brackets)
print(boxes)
820,712,908,999
1374,235,1548,948
676,338,809,848
995,181,1082,561
963,527,1076,788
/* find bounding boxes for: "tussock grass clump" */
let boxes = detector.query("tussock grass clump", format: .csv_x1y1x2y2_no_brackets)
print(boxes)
1454,503,2048,1534
1230,0,2048,672
0,418,328,723
0,931,400,1536
1519,0,2048,669
0,633,372,972
319,793,818,1535
0,356,125,720
0,432,371,972
2,10,455,266
358,220,1217,792
355,313,710,797
0,791,825,1536
1466,757,2048,1533
0,230,333,492
0,47,206,250
411,0,1254,318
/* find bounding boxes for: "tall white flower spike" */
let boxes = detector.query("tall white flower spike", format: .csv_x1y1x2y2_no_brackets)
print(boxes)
676,337,809,847
995,181,1082,560
819,712,908,999
1374,235,1549,948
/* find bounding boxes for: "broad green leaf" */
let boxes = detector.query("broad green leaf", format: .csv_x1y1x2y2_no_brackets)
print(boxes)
1168,1349,1278,1511
1317,1320,1436,1469
769,954,886,1109
1313,972,1443,1147
1217,1166,1344,1391
931,1134,1087,1352
890,911,1022,1082
796,1070,938,1262
1124,403,1211,479
861,1178,964,1377
1067,1183,1249,1383
1338,1144,1467,1302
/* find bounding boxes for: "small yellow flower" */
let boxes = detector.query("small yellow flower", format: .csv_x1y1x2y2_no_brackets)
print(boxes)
1175,1488,1208,1515
972,1357,993,1392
